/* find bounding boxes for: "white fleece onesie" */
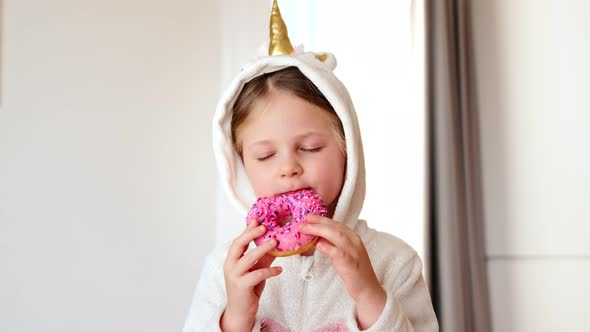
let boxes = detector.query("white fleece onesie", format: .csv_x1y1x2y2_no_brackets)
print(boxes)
183,51,439,332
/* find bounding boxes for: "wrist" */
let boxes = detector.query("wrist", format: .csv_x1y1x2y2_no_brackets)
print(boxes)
355,286,386,330
220,307,256,332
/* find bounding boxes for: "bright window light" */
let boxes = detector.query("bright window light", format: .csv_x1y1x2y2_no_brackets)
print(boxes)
282,0,425,259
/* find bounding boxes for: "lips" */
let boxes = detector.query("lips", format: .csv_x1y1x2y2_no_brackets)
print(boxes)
280,187,312,196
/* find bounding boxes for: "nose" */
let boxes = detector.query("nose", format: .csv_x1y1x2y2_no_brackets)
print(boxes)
279,155,303,178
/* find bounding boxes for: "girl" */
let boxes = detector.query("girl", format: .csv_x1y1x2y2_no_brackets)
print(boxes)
184,2,438,331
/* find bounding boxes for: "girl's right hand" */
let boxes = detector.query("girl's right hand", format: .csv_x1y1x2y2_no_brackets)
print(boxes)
220,219,282,332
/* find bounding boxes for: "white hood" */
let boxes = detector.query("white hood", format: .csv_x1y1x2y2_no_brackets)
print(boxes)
212,51,366,227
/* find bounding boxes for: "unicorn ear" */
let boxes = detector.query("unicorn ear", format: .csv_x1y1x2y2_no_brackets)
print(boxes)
268,0,294,56
315,53,337,71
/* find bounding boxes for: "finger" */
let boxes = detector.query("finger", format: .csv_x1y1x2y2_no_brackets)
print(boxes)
226,221,266,263
315,238,339,259
252,250,277,270
298,214,337,233
234,238,277,274
246,218,259,228
242,266,283,288
228,222,266,260
298,222,352,248
305,214,337,224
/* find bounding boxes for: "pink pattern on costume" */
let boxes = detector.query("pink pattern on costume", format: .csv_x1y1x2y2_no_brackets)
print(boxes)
313,321,349,332
261,318,290,332
259,318,349,332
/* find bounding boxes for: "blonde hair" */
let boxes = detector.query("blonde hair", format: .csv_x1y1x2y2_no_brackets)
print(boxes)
231,67,346,155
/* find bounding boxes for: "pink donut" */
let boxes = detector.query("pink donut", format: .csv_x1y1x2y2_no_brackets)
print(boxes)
246,189,327,257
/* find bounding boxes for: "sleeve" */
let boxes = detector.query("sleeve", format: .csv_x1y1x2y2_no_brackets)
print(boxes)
182,247,227,332
182,245,265,332
345,252,440,332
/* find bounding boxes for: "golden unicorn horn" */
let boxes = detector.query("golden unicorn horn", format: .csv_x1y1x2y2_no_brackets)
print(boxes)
268,0,294,56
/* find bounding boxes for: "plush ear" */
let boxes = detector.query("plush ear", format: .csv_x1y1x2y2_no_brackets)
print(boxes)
314,52,337,71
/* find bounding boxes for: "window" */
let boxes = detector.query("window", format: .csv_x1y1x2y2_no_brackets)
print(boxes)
282,0,426,258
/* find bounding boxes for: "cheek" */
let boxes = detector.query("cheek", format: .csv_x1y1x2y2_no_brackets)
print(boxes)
328,158,346,188
311,151,346,194
243,161,274,196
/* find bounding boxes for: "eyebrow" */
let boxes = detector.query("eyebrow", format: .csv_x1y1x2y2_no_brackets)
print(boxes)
247,131,326,149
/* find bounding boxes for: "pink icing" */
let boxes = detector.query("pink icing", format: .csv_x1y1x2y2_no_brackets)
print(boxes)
246,189,327,253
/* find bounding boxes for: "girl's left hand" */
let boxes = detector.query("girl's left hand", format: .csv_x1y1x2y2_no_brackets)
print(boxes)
298,214,386,329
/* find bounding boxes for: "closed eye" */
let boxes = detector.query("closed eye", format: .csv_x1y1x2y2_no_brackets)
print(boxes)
256,153,275,161
300,146,322,152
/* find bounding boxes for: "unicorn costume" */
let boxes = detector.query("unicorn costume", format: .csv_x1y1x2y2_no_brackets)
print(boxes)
183,1,438,331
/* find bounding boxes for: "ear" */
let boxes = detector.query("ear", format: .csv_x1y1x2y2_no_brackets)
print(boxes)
314,52,337,71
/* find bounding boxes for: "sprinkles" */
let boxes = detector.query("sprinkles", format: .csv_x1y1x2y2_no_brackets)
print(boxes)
245,189,327,256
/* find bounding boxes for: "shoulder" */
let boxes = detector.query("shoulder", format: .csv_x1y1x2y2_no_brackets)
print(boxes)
353,220,418,257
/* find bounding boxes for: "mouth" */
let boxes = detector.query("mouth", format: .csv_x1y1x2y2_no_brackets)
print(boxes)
281,187,312,195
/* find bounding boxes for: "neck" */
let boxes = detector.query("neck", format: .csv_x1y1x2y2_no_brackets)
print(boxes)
327,197,338,219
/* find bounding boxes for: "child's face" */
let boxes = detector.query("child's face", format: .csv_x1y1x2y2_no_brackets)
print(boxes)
238,89,346,209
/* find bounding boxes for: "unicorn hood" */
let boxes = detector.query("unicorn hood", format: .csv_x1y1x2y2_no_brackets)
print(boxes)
211,1,366,228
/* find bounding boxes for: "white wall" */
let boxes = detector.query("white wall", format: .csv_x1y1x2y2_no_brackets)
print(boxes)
472,0,590,331
214,0,269,245
0,0,220,331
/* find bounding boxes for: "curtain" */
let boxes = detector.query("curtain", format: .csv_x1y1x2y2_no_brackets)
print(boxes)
425,0,492,331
